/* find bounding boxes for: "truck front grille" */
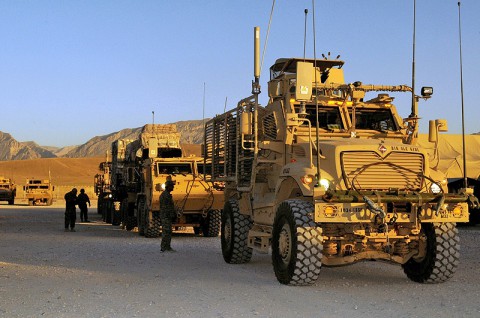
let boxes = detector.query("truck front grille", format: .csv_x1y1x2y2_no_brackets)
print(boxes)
341,151,424,191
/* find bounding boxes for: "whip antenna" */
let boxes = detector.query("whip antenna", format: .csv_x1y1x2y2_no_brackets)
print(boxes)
303,9,308,60
411,0,416,120
202,82,206,131
260,0,276,74
458,1,468,189
312,0,321,186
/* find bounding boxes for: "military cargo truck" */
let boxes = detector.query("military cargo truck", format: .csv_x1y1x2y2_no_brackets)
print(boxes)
24,179,54,206
0,177,16,205
94,161,114,221
204,27,476,285
122,124,223,238
107,139,134,226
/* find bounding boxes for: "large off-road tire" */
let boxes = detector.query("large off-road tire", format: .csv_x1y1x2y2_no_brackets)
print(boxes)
402,222,459,283
202,209,221,237
104,201,113,224
125,215,137,231
97,197,103,214
221,200,252,264
193,227,201,235
112,202,121,226
137,197,146,236
145,211,161,238
272,199,323,286
122,201,137,231
120,199,128,229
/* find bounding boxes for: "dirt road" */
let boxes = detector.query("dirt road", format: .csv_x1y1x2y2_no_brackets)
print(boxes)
1,203,479,318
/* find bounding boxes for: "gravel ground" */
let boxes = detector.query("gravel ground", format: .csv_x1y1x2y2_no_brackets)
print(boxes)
1,201,479,318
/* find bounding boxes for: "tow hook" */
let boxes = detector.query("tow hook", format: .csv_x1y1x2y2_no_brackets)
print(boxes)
363,195,386,219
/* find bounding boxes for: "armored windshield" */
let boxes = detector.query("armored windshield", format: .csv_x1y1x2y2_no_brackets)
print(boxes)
28,185,49,189
294,105,344,130
351,108,398,131
156,163,192,175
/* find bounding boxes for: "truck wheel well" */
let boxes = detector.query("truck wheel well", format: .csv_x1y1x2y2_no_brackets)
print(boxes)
276,177,303,204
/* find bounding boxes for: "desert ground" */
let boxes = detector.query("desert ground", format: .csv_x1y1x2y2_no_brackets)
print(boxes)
1,200,479,318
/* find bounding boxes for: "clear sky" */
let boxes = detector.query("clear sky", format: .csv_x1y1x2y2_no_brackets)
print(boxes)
1,1,479,147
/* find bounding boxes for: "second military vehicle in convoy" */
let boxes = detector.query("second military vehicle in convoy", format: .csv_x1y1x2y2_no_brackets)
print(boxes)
94,159,114,222
0,177,16,205
24,178,54,206
116,124,223,237
204,27,476,285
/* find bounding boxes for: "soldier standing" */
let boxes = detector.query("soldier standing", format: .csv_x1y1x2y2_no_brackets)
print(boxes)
77,188,91,222
160,179,175,252
64,188,78,232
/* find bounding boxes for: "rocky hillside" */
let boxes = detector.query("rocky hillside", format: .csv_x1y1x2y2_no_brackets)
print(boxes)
64,128,142,158
174,120,206,144
0,132,57,161
0,119,205,161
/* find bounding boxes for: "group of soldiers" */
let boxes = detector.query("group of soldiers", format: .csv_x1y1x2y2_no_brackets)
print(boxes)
63,181,176,252
64,188,91,232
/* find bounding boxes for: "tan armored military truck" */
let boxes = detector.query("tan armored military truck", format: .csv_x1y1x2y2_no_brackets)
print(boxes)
203,28,476,285
110,139,134,227
0,177,16,205
122,124,223,238
94,160,114,222
24,179,54,206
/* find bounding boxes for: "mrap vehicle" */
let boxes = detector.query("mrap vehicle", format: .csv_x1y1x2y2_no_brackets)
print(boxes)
204,27,476,285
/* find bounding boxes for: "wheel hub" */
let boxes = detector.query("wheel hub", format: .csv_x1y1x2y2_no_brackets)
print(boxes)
224,214,232,250
278,223,292,264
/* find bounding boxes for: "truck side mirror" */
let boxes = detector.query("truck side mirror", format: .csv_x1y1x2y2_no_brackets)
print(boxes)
429,119,448,142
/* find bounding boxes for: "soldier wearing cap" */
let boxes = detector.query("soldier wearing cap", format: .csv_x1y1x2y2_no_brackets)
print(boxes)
160,178,175,252
77,188,91,222
64,188,78,232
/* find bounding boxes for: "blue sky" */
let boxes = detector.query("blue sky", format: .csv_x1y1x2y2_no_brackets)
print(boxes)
1,1,479,147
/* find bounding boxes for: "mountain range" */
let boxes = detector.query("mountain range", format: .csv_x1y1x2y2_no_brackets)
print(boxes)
0,120,205,161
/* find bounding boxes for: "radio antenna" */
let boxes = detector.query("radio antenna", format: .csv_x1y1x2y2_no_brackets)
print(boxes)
410,0,417,120
202,82,206,131
260,0,276,74
458,1,468,189
312,0,321,186
303,9,308,61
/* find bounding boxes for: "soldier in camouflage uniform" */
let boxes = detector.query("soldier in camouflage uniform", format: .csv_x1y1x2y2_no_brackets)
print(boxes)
160,179,175,252
64,188,78,232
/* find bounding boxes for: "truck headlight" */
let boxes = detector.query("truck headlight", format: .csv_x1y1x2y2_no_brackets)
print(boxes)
430,182,442,194
320,179,331,191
